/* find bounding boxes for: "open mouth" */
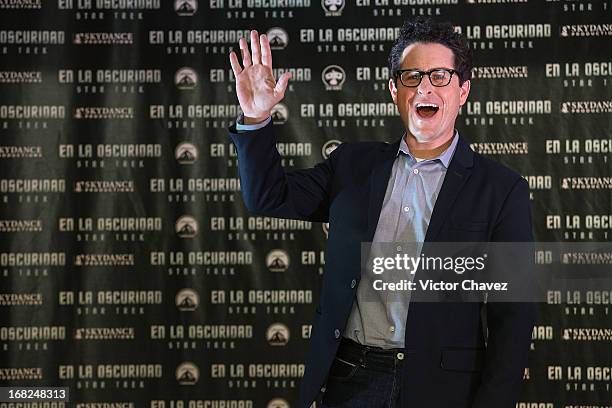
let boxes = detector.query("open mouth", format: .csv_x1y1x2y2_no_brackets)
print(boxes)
415,103,440,119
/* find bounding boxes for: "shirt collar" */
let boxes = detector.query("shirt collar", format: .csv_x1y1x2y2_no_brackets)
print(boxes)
397,130,459,169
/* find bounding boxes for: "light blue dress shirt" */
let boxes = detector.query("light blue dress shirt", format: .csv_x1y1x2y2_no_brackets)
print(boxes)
235,114,271,131
344,132,459,348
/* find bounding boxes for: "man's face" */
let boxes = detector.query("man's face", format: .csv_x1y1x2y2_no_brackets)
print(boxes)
389,42,470,147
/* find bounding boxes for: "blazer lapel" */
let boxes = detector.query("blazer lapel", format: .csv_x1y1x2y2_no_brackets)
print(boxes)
366,139,401,242
405,134,476,350
424,134,475,242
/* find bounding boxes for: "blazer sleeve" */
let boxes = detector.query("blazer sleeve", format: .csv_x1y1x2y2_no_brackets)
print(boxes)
472,177,538,408
228,120,343,223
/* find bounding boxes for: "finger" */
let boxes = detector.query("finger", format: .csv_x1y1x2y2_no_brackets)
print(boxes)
250,30,261,65
260,34,272,68
274,72,292,100
229,51,242,77
239,37,252,67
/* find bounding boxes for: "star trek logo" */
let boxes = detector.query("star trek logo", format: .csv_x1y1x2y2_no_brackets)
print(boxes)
321,139,341,159
322,65,346,90
322,0,344,16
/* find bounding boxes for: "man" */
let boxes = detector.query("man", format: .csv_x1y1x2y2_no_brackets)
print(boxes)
227,17,536,408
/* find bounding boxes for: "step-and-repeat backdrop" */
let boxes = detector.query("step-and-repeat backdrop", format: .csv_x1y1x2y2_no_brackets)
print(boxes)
1,1,611,407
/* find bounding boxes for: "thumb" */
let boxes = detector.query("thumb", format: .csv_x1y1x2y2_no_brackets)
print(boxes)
273,72,292,101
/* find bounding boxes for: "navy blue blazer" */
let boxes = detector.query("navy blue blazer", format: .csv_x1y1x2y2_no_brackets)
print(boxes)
229,120,536,408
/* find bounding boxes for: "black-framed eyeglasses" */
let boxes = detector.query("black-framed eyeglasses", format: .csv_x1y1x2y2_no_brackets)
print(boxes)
395,68,457,87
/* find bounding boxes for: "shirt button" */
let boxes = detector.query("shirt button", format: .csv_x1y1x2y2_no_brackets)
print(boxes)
389,326,395,332
397,352,404,360
413,168,419,174
334,329,341,338
350,279,357,288
403,206,410,212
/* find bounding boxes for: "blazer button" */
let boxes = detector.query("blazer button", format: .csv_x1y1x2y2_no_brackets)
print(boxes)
350,279,357,289
334,329,341,339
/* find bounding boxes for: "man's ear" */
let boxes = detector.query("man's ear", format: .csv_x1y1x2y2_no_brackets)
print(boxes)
389,78,398,105
459,79,471,106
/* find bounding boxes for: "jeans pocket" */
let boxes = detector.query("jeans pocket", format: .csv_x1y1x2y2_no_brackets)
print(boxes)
327,356,359,382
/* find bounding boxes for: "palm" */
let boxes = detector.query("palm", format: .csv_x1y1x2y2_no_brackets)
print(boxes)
235,64,278,118
229,31,291,122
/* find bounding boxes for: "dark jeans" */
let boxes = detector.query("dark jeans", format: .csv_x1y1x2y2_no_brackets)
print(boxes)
319,337,404,408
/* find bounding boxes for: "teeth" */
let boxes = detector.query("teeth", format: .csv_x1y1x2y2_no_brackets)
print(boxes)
416,103,439,109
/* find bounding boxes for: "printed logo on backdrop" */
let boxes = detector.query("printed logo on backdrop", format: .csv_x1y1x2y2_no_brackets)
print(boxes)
73,32,133,45
322,0,345,16
176,362,199,385
266,28,288,50
175,0,197,16
560,103,569,113
176,215,198,238
0,0,42,9
176,289,199,311
266,323,290,346
175,143,198,164
266,249,290,272
560,26,569,37
267,399,290,408
271,103,289,124
175,67,198,90
560,24,612,37
267,398,289,408
322,65,346,90
321,140,341,159
322,223,329,239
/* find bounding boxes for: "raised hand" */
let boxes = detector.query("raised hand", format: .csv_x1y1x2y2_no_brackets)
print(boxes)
229,30,292,124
